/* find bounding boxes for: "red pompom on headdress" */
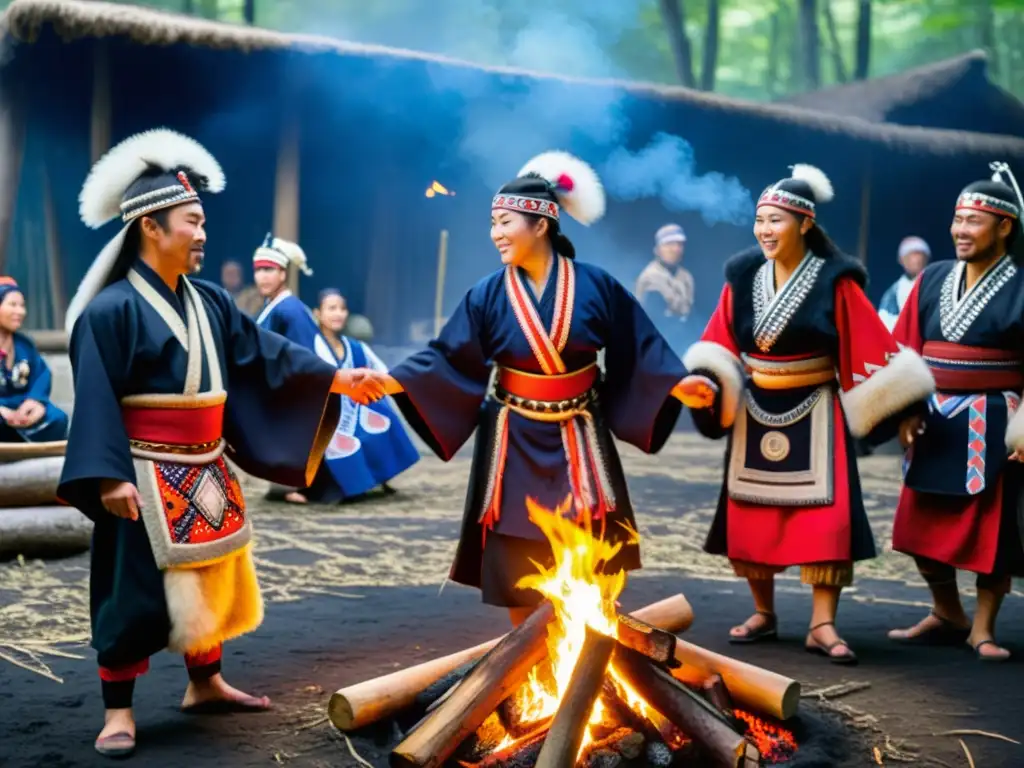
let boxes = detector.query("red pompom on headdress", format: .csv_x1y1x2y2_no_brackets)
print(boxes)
556,173,574,192
177,170,195,194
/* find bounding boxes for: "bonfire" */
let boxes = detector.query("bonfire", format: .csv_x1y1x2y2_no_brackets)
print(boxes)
328,497,801,767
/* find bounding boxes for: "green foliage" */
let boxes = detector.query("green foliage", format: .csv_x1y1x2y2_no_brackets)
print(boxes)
9,0,1024,101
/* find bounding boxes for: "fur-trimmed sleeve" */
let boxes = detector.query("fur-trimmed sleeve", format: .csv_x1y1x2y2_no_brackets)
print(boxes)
682,283,744,432
834,277,934,438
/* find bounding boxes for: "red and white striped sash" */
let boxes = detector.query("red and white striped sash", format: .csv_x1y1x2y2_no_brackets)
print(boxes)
478,256,615,543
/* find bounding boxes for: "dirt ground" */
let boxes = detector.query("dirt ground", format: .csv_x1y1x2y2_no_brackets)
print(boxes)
1,434,1021,768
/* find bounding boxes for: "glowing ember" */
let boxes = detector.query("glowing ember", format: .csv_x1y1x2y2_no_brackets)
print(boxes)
425,180,455,198
734,709,798,763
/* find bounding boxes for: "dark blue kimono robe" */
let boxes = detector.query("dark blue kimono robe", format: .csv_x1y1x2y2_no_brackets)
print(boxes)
57,260,340,669
0,332,69,442
390,258,686,607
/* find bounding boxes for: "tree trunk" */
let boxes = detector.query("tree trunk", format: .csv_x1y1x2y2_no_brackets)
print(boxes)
700,0,720,91
183,0,195,13
243,0,256,25
977,0,998,77
798,0,821,89
658,0,697,88
766,9,781,96
854,0,871,80
821,0,848,83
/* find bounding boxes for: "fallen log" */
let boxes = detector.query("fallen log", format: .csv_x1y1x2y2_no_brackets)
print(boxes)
0,455,63,507
535,626,616,768
0,505,93,559
329,593,694,731
670,638,800,721
390,602,555,768
614,645,758,768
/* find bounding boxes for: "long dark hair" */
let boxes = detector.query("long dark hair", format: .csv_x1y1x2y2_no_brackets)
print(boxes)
523,213,576,260
795,214,843,259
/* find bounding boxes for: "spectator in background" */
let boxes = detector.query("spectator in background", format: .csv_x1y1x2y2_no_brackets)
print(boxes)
221,259,262,317
878,236,930,331
635,224,695,353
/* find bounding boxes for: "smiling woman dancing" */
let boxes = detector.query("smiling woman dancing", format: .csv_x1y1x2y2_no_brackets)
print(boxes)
682,164,935,664
359,151,714,625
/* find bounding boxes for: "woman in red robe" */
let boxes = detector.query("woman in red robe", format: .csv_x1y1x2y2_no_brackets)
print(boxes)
682,164,934,664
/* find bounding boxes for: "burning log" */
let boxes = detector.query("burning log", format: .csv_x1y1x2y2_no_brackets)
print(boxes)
534,626,617,768
613,645,760,768
703,673,745,732
463,729,546,768
615,613,677,666
390,602,555,768
671,638,801,721
328,593,693,731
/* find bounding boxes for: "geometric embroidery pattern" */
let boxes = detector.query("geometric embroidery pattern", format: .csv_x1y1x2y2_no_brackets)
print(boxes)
965,394,987,495
153,457,246,546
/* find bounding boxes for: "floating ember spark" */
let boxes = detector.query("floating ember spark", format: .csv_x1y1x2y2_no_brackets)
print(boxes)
425,180,456,198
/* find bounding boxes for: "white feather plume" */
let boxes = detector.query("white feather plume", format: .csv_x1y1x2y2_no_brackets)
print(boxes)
790,163,834,204
64,223,129,334
272,237,313,276
79,127,226,229
517,150,606,225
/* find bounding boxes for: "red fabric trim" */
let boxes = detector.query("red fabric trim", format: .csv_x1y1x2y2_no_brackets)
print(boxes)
923,341,1021,363
122,402,225,445
725,397,852,565
497,366,597,401
699,284,741,356
99,658,150,682
892,481,1002,574
892,274,924,352
834,277,902,393
185,645,223,668
253,259,285,270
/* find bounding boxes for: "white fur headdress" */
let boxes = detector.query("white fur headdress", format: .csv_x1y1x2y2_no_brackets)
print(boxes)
491,151,606,227
253,233,313,276
66,128,225,334
757,163,833,219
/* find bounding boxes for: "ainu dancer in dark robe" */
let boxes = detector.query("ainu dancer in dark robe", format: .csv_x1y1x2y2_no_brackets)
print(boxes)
361,151,715,626
682,164,935,664
889,162,1024,662
57,128,381,757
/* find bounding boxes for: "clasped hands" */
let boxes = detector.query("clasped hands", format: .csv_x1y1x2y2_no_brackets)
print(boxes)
0,399,45,428
332,368,390,405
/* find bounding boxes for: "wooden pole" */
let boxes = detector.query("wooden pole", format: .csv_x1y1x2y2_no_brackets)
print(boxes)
90,41,112,165
328,593,693,731
534,626,616,768
669,638,801,721
433,229,448,337
614,645,758,768
274,112,301,297
390,602,555,768
42,162,65,329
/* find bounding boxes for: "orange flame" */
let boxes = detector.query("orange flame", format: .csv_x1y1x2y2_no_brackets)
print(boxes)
425,180,455,198
508,496,654,760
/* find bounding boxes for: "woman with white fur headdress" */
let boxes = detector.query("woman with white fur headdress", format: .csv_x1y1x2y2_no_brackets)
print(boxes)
681,164,935,664
56,128,379,757
356,150,715,624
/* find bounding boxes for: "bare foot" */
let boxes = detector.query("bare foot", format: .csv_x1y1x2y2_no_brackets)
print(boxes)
968,633,1011,661
181,673,271,713
888,611,970,642
283,491,308,504
95,708,136,756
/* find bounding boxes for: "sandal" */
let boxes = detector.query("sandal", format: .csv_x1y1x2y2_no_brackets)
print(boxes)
181,695,272,715
728,611,778,644
970,639,1011,663
94,731,136,758
889,612,970,646
805,621,858,665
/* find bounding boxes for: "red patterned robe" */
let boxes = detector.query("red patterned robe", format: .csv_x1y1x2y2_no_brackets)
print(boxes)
891,256,1024,577
685,247,934,574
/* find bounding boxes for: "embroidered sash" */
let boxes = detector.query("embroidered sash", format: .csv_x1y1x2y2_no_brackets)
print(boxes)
124,270,251,569
478,256,615,542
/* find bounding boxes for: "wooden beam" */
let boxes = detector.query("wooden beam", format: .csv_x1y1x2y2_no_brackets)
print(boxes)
0,78,27,274
42,162,65,329
91,41,112,165
274,111,301,297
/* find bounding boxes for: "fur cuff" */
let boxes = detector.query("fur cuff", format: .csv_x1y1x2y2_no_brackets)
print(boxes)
840,347,935,438
1005,402,1024,453
682,341,744,428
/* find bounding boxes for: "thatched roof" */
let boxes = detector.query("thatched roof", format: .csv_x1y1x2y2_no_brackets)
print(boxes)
4,0,1024,159
782,51,1024,132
